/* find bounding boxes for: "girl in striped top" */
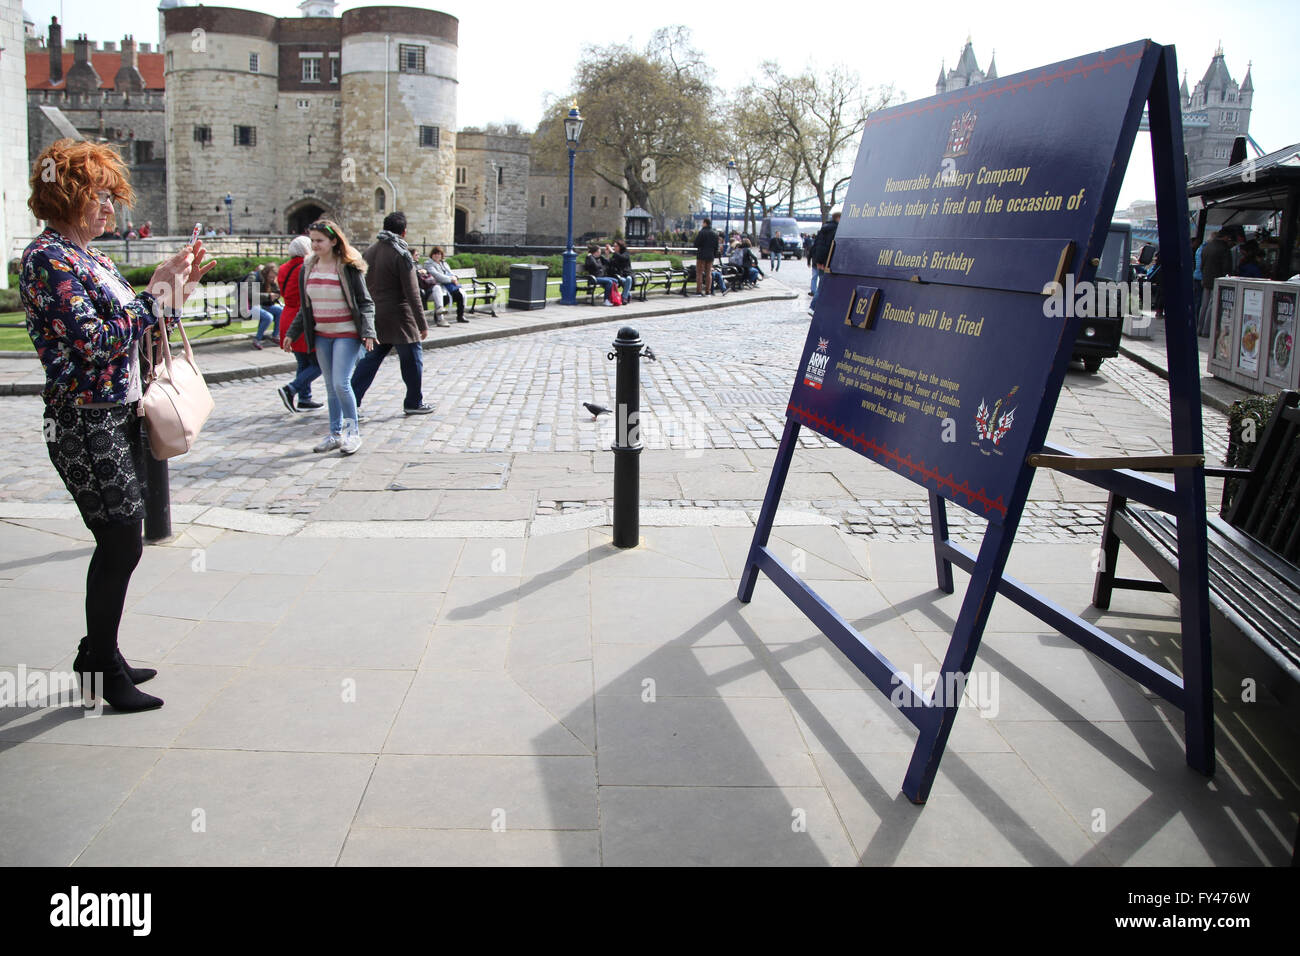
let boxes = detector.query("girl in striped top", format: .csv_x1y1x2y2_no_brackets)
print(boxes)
285,220,376,454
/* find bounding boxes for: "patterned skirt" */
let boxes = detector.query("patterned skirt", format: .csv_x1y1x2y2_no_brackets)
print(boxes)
43,403,148,526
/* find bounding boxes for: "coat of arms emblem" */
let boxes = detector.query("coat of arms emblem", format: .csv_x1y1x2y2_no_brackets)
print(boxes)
944,111,977,158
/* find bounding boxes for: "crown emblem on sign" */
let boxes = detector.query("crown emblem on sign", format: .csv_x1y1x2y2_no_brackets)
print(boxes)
944,111,977,158
816,337,830,352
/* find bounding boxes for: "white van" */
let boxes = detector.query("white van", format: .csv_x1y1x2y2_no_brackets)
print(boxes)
758,217,802,260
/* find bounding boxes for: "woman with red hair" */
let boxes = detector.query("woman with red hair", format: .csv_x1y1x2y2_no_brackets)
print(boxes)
20,139,212,712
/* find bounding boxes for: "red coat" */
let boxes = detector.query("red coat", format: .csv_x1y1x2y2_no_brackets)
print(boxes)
277,257,308,352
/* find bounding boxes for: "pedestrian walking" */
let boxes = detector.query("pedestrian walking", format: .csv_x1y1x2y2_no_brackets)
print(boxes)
284,220,376,455
769,231,784,271
21,138,213,711
809,210,840,315
693,218,718,296
276,235,322,411
350,212,434,416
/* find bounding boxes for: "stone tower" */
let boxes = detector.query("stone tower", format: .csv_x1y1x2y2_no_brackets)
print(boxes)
1182,46,1254,182
163,7,280,235
338,7,458,246
936,37,996,94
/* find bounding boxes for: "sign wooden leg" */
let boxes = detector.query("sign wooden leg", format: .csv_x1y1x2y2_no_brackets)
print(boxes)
928,491,955,594
738,417,801,603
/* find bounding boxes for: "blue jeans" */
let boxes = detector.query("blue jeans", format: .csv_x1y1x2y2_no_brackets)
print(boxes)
810,268,821,296
614,274,633,299
351,341,424,410
253,304,283,342
288,351,319,402
314,336,364,434
769,251,780,270
712,269,725,292
747,267,761,283
590,276,615,300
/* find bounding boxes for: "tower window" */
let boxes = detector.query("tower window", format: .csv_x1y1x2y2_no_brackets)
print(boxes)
399,44,425,74
249,53,259,73
419,126,440,148
456,166,467,185
234,126,257,147
602,196,608,208
375,187,386,212
135,141,153,163
193,125,212,145
301,54,322,83
497,166,504,185
540,195,545,208
330,54,340,83
590,195,596,208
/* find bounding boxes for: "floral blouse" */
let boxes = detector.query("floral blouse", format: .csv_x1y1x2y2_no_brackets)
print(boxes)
20,228,172,406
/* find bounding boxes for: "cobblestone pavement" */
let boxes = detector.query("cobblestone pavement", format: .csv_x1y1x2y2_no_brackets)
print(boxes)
0,277,1232,539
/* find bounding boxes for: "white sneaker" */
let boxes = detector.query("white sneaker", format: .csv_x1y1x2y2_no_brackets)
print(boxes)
313,434,342,453
340,423,362,455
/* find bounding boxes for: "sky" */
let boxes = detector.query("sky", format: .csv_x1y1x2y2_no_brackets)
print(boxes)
22,0,1300,209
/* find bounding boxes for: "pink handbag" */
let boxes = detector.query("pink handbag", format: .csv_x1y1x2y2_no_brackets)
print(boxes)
141,317,213,459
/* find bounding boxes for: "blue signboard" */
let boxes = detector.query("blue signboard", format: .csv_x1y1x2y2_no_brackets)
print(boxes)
789,42,1153,524
741,40,1214,805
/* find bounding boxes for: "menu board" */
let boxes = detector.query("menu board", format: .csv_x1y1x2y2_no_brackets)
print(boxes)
1214,285,1237,364
788,41,1152,524
1238,288,1264,374
1267,290,1295,381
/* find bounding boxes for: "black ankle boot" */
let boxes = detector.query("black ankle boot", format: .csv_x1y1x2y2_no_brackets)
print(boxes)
74,638,157,685
78,654,163,713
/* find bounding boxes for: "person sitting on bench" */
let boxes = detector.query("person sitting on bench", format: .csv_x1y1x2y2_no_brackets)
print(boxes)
584,243,617,304
426,247,466,323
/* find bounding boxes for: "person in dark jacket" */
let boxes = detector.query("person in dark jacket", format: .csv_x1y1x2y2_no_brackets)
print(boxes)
583,243,616,303
1197,229,1233,336
769,232,784,271
809,211,840,314
350,212,432,416
608,239,634,304
693,218,719,295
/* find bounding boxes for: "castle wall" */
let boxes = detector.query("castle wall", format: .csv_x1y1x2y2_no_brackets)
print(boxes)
455,129,529,242
526,171,625,245
4,4,39,268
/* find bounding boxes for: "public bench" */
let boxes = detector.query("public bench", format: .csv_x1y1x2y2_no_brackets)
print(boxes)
449,268,499,317
182,282,235,328
1093,390,1300,702
633,260,687,298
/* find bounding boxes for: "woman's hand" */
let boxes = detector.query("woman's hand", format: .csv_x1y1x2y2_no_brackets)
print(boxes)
147,240,216,314
363,337,376,352
280,336,293,352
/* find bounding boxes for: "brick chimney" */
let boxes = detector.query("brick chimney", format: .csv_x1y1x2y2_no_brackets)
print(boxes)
66,33,103,95
115,35,145,93
48,17,63,85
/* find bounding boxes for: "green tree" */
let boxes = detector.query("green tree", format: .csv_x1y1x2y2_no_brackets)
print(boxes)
535,27,721,221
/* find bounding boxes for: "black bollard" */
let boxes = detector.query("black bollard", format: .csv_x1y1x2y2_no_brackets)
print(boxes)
144,432,171,541
609,326,654,548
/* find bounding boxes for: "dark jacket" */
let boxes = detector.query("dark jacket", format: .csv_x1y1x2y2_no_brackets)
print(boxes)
811,219,838,267
693,226,718,262
584,254,608,277
769,236,785,254
363,238,427,344
286,255,376,350
608,251,632,277
1200,237,1232,290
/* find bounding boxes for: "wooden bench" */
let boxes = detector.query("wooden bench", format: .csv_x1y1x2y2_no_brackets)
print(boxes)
449,268,498,317
1093,390,1300,703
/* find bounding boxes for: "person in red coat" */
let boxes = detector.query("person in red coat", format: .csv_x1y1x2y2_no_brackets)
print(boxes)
275,235,322,411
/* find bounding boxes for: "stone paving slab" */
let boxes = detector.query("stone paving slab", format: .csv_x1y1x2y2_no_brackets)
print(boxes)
0,518,1295,866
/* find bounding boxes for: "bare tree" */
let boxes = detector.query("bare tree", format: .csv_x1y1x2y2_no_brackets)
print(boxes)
756,62,897,219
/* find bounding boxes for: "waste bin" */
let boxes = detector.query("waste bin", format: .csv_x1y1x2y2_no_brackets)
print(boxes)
508,264,548,310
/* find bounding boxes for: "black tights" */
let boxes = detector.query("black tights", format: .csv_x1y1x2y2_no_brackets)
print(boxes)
85,519,144,661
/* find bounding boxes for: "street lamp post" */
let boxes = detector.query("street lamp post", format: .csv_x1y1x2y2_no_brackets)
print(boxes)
224,193,233,235
725,159,736,241
488,162,500,237
560,104,584,305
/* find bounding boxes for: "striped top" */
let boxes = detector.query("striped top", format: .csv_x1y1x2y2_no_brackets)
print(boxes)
306,267,357,339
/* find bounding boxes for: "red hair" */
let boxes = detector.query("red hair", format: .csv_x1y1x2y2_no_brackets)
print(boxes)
28,139,135,228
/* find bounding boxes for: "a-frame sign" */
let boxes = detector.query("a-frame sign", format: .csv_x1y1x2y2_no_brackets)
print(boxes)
739,40,1214,803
